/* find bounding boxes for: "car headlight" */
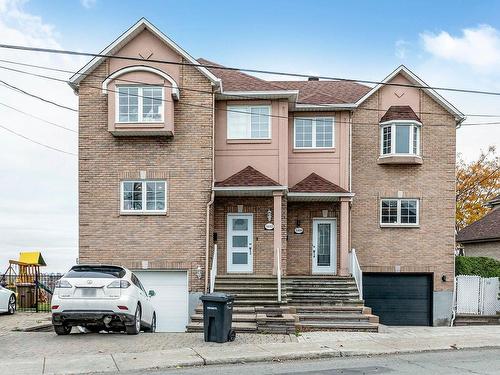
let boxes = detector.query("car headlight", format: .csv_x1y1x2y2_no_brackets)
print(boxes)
107,280,131,288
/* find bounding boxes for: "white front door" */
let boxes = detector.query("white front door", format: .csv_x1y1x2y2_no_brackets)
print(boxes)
312,219,337,274
227,213,253,273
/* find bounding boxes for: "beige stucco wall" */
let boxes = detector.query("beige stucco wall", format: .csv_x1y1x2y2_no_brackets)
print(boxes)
351,75,456,293
463,241,500,260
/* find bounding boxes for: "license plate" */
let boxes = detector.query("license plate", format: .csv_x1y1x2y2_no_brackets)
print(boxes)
81,288,96,297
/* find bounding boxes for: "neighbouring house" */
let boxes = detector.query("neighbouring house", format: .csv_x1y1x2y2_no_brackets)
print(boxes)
69,18,464,331
457,195,500,260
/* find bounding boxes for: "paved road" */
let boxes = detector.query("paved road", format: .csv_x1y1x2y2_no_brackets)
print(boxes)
117,348,500,375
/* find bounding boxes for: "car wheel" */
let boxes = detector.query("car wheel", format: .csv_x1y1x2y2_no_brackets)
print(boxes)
126,305,141,335
144,313,156,333
7,294,16,315
54,325,72,335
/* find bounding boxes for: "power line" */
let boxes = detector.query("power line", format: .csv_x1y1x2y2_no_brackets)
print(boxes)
0,79,77,112
1,43,500,98
0,101,77,133
1,63,500,128
4,57,500,121
0,124,77,156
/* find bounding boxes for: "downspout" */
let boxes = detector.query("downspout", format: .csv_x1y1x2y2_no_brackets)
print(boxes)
204,90,216,294
348,111,353,252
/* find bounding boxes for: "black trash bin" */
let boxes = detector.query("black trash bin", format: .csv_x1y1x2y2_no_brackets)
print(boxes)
200,292,236,343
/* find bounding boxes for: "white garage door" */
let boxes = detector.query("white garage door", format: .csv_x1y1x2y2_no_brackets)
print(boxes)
134,271,188,332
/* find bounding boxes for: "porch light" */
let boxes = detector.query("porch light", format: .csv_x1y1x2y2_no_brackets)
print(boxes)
267,209,272,222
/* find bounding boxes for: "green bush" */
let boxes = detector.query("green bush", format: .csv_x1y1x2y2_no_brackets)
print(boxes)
456,256,500,278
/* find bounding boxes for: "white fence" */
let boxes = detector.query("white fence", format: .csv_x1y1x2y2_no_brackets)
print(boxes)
455,275,499,315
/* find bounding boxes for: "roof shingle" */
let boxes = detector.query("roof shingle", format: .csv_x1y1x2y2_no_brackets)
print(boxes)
198,58,371,105
290,173,349,193
380,105,421,123
215,166,281,187
456,207,500,243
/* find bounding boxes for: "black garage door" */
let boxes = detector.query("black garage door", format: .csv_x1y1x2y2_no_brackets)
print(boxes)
363,273,432,326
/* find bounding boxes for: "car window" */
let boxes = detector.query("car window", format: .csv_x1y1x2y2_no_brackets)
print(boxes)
131,274,147,294
66,266,126,278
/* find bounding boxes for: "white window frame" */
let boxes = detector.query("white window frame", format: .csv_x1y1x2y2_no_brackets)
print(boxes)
379,198,420,227
226,105,272,140
379,120,421,157
294,117,335,149
120,180,167,214
115,85,164,123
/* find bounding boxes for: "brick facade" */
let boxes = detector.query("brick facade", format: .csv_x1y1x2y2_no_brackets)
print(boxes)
351,91,456,293
78,60,214,293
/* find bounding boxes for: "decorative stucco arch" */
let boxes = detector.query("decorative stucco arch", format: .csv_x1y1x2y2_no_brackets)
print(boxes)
102,65,180,99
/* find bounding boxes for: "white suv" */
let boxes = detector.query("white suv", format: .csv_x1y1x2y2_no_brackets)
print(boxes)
51,265,156,335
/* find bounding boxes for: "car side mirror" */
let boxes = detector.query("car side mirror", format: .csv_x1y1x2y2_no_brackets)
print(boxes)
148,290,155,297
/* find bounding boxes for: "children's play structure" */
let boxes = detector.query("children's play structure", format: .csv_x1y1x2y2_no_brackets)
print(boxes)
1,251,51,310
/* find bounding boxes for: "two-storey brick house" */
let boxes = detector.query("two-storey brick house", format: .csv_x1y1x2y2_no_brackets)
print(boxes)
70,19,464,332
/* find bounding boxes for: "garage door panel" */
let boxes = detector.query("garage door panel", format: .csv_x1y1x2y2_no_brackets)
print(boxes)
363,273,432,326
135,271,188,333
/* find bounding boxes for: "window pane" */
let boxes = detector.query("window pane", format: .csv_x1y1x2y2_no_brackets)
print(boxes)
232,253,248,265
118,87,139,123
317,223,331,266
145,181,166,211
123,181,143,211
142,87,163,122
413,126,418,154
382,126,392,154
232,235,248,248
395,125,410,154
250,106,270,138
381,200,398,223
401,200,418,224
295,119,313,147
227,107,250,139
232,218,248,231
315,118,333,148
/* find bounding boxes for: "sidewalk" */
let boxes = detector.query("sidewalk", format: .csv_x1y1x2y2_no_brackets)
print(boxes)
1,326,499,374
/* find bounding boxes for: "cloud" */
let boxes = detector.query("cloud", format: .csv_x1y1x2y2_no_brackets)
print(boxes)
395,39,410,59
421,25,500,69
80,0,97,9
0,0,79,272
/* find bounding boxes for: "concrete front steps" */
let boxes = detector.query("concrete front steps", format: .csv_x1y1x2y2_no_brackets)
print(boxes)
186,305,258,333
454,313,500,326
186,275,379,333
295,306,379,332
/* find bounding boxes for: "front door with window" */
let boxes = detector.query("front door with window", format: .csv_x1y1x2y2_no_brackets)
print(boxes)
227,214,253,273
312,219,337,274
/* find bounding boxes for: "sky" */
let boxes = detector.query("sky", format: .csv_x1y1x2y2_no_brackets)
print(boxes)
0,0,499,272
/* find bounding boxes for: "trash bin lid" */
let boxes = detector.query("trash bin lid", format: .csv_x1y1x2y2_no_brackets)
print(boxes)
200,292,234,302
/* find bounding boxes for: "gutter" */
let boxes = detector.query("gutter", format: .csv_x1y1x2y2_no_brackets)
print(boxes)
204,90,216,294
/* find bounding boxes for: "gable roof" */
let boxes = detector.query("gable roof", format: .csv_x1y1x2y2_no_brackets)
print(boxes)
69,18,220,91
380,105,421,123
355,65,465,123
214,166,281,187
290,173,349,193
456,208,500,243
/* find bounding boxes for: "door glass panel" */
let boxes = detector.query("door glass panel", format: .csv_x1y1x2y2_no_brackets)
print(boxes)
232,218,248,231
232,235,248,248
232,252,248,265
317,223,331,266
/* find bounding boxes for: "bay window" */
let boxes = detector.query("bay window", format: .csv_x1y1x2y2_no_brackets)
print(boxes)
380,198,419,226
380,121,420,156
121,180,166,213
117,86,163,123
227,105,271,139
294,117,334,149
